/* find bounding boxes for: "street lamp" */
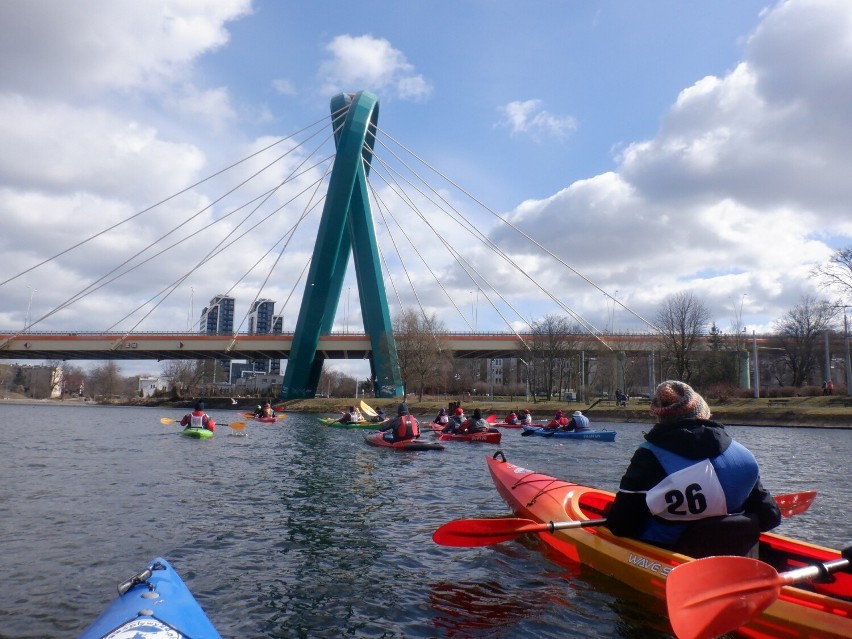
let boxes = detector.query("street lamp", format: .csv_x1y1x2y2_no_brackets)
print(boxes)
25,286,36,332
519,358,530,401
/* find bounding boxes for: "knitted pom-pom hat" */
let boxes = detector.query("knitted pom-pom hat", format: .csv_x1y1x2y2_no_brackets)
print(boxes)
650,380,711,422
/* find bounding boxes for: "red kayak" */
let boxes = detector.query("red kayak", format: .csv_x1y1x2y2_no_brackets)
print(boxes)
438,431,501,444
254,416,278,423
479,452,851,639
488,421,524,429
365,432,444,451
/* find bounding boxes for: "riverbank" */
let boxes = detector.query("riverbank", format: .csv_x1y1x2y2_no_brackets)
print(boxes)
3,394,850,428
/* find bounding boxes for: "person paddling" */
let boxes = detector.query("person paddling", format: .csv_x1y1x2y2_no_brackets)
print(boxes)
565,410,590,431
543,410,568,430
606,380,781,558
443,407,464,433
181,401,216,432
379,402,420,443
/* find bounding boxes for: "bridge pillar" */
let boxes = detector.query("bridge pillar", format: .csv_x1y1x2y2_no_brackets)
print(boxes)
280,91,404,399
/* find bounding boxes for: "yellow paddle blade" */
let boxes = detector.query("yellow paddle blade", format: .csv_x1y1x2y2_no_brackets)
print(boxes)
228,421,246,431
160,417,177,425
359,400,378,417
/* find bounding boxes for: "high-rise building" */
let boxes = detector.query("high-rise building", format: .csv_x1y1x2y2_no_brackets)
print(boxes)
248,299,275,335
200,295,235,335
248,299,280,375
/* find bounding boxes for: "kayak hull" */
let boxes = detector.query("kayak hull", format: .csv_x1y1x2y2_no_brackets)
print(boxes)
181,427,213,439
254,416,278,423
521,425,616,441
485,453,852,639
78,557,221,639
438,431,502,444
365,432,444,451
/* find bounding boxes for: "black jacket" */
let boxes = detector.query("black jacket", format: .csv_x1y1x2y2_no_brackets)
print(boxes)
607,418,781,538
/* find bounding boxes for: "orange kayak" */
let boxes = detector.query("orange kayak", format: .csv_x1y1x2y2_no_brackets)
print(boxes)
485,451,852,639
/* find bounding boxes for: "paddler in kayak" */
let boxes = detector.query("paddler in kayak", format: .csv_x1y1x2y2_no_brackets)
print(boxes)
379,402,420,442
338,405,363,424
606,380,781,558
260,402,275,418
181,401,216,432
458,408,490,434
442,406,465,433
433,407,450,427
543,410,569,430
563,410,590,431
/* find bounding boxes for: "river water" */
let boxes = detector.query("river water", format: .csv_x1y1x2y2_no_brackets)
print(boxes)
1,404,848,639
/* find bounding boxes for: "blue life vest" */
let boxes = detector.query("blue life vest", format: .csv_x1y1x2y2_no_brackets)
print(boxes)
571,414,590,431
637,440,759,547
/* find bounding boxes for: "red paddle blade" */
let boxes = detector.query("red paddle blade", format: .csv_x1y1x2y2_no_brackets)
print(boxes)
485,414,497,423
666,556,781,639
432,518,546,546
775,491,816,517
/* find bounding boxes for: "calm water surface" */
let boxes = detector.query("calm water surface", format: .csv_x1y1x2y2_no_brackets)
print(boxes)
1,404,848,638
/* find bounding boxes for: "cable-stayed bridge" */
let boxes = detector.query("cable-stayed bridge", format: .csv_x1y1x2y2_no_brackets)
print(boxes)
1,90,718,398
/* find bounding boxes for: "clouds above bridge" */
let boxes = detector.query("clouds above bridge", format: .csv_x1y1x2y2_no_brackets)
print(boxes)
1,0,851,380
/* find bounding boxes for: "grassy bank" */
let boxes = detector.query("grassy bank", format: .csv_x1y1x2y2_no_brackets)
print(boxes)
273,394,852,429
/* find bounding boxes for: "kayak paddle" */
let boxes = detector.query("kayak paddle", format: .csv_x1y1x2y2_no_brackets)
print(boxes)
160,417,246,431
360,400,378,417
774,490,816,517
666,549,850,639
433,517,607,546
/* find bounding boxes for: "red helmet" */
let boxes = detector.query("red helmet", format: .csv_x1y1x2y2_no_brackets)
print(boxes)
455,407,464,415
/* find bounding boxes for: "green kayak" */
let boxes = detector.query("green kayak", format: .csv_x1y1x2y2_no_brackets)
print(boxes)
182,427,213,439
318,417,384,430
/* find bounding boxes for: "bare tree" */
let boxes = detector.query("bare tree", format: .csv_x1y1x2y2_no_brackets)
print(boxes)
655,291,712,382
87,361,124,399
812,247,852,303
161,360,206,397
394,309,453,400
529,314,576,400
774,295,837,387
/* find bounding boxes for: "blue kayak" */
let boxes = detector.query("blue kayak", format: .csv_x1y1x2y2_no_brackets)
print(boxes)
521,425,616,441
78,557,221,639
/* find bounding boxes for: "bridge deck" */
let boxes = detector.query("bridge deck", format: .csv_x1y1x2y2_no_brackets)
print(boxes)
0,332,791,361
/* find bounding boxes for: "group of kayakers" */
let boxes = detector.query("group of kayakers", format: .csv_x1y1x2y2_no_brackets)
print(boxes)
542,409,590,432
182,380,786,561
253,403,276,419
385,380,786,560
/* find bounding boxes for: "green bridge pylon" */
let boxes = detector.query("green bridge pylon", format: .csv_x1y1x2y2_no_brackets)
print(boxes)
280,91,404,400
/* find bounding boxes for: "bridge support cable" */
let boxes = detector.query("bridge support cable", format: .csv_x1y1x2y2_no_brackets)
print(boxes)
366,132,610,349
281,91,403,399
371,134,607,342
368,178,532,349
11,127,337,342
375,126,661,336
0,112,339,293
103,168,331,341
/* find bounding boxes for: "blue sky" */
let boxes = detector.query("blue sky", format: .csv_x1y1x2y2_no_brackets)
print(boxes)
2,0,852,378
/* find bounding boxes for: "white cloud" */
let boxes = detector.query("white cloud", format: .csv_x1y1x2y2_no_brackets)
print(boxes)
0,0,252,96
497,99,578,141
319,34,432,101
272,78,296,95
489,0,852,330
